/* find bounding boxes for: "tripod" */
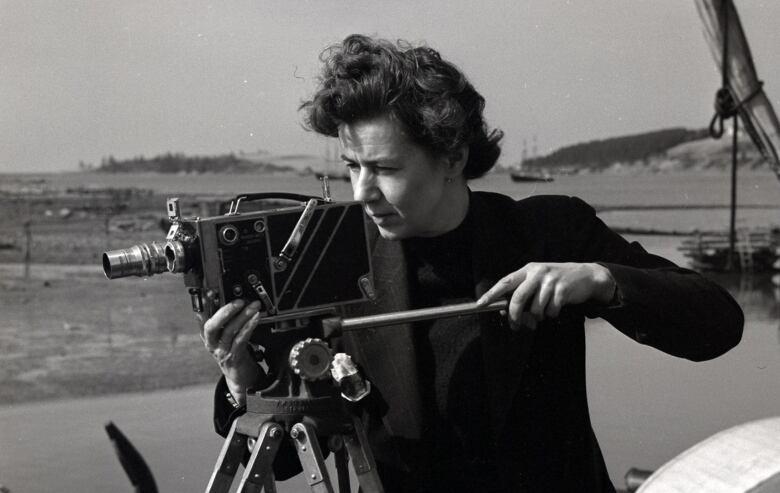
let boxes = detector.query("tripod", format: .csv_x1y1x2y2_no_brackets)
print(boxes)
205,337,384,493
205,299,507,493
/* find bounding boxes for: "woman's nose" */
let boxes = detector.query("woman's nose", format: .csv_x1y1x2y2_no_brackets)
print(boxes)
352,168,380,202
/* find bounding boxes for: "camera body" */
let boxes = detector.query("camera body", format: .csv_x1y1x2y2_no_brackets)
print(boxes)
103,194,375,322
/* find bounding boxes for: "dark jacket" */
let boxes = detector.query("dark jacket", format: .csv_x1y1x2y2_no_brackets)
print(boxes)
215,192,744,492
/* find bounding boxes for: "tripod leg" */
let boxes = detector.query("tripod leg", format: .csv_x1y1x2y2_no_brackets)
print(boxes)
335,449,351,493
290,422,334,493
236,422,284,493
343,418,384,493
330,437,351,493
206,419,249,493
262,474,277,493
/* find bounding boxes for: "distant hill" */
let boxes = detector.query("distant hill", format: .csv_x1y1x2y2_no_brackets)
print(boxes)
522,127,712,172
661,134,766,171
95,152,299,174
93,129,770,175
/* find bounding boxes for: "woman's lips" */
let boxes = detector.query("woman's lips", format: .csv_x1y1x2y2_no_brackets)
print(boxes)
367,212,396,224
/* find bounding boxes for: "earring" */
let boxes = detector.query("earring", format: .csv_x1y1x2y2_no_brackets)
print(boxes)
445,177,453,184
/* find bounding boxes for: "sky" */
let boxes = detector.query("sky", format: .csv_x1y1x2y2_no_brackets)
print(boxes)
2,0,780,173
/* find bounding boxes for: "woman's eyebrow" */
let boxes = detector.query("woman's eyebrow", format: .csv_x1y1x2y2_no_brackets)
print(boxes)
340,154,394,166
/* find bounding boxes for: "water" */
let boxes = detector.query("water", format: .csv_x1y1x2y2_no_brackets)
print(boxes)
588,275,780,483
7,169,780,207
1,170,779,490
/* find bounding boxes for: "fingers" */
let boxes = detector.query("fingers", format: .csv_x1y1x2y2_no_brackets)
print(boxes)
202,299,245,352
495,264,555,331
508,275,539,330
477,266,542,331
477,270,526,306
218,311,262,366
546,284,567,319
232,312,261,350
529,277,554,320
218,300,262,350
202,299,262,354
483,262,606,332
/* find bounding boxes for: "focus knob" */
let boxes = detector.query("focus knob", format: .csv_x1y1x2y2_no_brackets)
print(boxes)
288,338,332,381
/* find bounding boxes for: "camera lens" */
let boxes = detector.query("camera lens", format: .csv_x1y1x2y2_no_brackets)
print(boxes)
165,240,187,273
219,224,240,245
102,242,168,279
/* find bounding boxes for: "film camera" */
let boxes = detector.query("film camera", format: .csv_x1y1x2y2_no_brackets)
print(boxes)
103,191,387,492
102,192,375,322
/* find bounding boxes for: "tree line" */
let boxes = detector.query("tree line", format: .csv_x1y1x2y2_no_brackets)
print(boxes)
523,127,709,171
96,152,294,173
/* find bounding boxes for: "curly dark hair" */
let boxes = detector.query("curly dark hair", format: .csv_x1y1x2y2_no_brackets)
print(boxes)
300,34,504,179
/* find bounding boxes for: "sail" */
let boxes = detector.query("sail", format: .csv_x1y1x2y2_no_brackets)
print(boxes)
695,0,780,180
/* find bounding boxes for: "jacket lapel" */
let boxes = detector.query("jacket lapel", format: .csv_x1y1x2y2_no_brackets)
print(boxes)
341,228,425,441
342,192,537,446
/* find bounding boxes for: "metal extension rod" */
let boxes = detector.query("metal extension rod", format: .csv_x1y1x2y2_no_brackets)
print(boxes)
329,300,509,333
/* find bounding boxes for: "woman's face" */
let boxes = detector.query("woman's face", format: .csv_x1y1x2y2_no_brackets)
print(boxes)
338,114,464,240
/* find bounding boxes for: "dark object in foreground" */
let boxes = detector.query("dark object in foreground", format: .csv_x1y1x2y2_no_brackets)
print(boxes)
624,467,653,492
105,421,158,493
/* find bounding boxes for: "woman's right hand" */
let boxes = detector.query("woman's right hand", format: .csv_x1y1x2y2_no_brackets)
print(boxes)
199,298,264,406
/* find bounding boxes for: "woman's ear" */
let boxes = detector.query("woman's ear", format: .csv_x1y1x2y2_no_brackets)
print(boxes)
445,146,469,178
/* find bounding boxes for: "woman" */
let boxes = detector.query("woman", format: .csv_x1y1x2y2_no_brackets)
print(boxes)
203,34,743,492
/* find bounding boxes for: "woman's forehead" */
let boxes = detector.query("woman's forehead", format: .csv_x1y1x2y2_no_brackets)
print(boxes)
338,115,411,150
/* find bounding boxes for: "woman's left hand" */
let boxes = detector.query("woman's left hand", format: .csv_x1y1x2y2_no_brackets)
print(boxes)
477,262,616,330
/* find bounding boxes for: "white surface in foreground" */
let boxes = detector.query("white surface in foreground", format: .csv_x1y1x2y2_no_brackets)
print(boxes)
638,416,780,492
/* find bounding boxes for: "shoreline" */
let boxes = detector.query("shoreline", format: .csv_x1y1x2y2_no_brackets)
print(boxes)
0,381,214,412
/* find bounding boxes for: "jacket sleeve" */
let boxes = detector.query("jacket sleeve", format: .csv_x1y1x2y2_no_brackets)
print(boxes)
562,196,744,361
213,376,246,437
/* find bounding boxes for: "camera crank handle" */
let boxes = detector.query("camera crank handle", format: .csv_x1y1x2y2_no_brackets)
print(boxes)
274,198,318,271
322,299,509,337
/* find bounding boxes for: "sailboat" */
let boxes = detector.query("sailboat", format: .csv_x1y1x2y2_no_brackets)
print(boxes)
509,166,554,183
509,137,554,183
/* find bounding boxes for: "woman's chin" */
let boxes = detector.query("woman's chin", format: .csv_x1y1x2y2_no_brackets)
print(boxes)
375,225,406,240
373,219,416,240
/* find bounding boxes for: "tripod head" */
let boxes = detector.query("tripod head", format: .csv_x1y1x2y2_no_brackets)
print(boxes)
207,314,381,493
247,327,367,436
